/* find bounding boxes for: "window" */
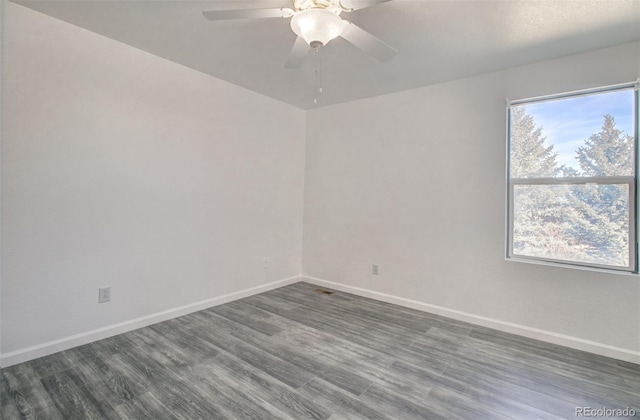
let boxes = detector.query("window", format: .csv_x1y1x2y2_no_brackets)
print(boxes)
507,84,638,272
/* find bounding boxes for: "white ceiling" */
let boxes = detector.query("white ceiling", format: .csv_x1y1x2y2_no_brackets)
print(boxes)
13,0,640,109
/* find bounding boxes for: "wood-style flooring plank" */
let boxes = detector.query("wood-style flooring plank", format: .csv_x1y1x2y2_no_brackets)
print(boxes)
208,300,284,336
240,299,398,369
208,351,332,420
358,383,449,420
187,359,296,420
469,326,640,388
297,378,388,420
40,369,117,420
455,336,640,412
2,380,63,420
192,321,317,389
113,391,177,420
267,284,433,332
278,304,452,373
199,310,376,396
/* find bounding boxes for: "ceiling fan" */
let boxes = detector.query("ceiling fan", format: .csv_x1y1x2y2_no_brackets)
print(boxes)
202,0,397,68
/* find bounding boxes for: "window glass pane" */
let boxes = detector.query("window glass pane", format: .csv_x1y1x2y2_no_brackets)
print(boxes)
510,89,635,178
512,183,629,268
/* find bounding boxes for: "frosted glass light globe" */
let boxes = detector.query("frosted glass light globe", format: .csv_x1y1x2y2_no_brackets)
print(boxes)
290,8,345,46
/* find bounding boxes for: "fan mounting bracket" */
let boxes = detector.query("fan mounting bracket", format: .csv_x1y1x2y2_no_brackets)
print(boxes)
294,0,343,12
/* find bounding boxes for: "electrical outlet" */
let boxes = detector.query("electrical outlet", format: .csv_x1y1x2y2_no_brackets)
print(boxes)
98,287,111,303
263,257,271,270
372,264,379,275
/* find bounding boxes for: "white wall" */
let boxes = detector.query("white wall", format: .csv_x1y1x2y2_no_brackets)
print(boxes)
1,3,305,362
0,0,4,357
303,42,640,361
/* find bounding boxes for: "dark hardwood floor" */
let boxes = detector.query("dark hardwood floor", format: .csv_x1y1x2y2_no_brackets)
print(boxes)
2,281,639,419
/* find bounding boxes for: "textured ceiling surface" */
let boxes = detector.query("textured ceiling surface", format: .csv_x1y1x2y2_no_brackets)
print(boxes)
13,0,640,109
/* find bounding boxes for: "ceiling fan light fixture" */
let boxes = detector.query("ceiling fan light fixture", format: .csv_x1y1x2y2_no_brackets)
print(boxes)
290,8,345,46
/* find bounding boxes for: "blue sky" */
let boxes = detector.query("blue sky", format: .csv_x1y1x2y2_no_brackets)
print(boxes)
520,89,635,171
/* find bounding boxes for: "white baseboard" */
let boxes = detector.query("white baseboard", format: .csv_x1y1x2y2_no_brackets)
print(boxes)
302,276,640,365
1,276,301,367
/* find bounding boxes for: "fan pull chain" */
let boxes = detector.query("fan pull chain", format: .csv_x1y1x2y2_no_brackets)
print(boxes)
313,43,323,105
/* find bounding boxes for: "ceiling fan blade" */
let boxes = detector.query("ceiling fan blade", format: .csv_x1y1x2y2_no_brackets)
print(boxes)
285,37,310,69
340,22,397,62
202,8,294,21
340,0,392,12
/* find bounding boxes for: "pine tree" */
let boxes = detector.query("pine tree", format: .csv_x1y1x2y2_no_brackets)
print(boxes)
510,106,559,178
510,106,582,260
576,114,634,177
568,114,633,266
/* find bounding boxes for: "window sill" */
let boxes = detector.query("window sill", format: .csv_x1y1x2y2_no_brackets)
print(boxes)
505,255,638,276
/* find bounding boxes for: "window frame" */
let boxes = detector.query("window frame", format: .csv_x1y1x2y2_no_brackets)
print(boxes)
506,82,639,273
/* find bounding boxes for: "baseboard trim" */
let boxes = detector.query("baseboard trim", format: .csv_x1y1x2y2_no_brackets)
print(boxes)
1,276,301,367
302,276,640,365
